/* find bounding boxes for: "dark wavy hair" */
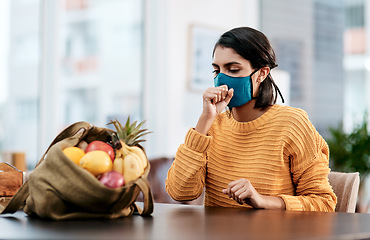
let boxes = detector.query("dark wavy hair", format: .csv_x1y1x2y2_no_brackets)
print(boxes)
213,27,284,109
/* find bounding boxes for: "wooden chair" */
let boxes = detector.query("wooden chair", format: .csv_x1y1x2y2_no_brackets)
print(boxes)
328,171,360,213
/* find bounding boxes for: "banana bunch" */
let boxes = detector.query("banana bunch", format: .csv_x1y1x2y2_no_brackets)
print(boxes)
108,116,151,184
112,141,147,183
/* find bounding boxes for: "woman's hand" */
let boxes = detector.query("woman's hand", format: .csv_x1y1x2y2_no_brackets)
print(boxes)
222,178,286,210
222,178,264,208
195,85,233,135
202,85,233,119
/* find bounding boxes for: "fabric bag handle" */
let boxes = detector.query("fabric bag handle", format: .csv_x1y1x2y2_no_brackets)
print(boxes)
1,122,92,214
109,177,154,216
134,178,154,216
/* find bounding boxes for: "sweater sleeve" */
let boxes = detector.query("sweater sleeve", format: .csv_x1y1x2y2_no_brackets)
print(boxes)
165,128,211,201
278,110,337,212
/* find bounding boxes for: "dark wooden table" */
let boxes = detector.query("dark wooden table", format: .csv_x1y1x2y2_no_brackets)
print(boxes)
1,203,370,240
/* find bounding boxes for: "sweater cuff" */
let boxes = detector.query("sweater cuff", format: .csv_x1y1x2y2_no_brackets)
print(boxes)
184,128,212,153
278,195,304,211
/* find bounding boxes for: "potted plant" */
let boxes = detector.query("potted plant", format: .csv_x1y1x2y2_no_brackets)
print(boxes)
326,115,370,213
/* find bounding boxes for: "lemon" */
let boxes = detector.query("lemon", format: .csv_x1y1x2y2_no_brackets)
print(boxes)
79,151,112,177
63,147,85,165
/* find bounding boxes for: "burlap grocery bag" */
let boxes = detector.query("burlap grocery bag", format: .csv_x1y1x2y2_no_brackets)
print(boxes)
0,121,153,220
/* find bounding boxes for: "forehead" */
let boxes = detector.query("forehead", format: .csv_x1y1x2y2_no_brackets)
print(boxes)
213,46,250,66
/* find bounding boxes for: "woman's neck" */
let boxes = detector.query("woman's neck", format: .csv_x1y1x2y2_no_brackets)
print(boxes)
231,100,272,122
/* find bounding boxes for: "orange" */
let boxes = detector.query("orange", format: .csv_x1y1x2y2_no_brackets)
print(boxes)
79,151,112,176
63,147,85,165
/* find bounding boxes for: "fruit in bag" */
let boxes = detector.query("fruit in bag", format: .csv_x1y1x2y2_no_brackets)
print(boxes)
85,140,115,162
62,147,85,165
79,151,112,177
98,171,125,188
108,116,152,183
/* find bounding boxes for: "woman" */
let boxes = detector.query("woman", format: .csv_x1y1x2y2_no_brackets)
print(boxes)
165,27,337,211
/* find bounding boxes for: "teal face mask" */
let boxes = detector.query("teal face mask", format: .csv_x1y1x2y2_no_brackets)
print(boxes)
214,70,259,108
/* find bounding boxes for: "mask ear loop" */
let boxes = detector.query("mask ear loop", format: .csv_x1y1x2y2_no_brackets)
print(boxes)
271,79,285,103
251,69,285,103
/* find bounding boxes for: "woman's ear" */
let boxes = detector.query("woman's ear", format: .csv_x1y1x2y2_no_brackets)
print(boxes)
258,67,270,83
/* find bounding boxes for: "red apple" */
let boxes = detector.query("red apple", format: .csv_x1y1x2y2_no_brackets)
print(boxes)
85,140,115,162
98,171,125,188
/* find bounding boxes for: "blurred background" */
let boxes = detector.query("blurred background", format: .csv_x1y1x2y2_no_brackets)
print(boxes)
0,0,369,212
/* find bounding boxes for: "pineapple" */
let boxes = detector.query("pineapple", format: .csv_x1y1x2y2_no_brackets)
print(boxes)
108,116,151,147
108,116,152,183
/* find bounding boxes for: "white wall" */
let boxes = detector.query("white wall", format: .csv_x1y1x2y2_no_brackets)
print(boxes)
0,0,9,104
143,0,258,159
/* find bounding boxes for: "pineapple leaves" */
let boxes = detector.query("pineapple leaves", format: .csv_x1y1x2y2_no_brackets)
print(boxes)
107,116,152,146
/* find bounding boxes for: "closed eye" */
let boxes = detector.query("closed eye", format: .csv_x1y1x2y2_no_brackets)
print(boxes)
229,69,240,74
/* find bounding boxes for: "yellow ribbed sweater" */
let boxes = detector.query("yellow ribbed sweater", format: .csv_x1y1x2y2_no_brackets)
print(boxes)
165,104,337,211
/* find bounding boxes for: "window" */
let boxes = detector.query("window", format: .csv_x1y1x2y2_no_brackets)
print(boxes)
346,4,365,28
0,0,144,169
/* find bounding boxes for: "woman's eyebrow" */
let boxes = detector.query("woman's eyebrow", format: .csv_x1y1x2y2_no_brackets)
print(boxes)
224,61,242,67
212,61,241,68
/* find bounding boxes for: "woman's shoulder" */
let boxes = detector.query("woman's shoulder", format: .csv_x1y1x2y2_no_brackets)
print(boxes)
273,105,317,136
273,104,309,121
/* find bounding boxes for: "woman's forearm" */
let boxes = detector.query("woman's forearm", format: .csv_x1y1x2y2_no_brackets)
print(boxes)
195,113,216,135
165,146,207,201
261,195,286,210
